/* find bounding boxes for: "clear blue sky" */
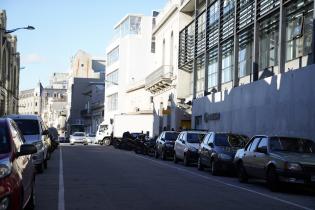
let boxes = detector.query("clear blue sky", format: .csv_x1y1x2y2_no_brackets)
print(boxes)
1,0,167,90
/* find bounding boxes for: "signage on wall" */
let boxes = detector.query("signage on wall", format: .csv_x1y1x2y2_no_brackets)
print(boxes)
204,112,220,122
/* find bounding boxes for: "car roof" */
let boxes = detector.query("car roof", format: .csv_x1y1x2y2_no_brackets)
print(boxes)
6,114,41,120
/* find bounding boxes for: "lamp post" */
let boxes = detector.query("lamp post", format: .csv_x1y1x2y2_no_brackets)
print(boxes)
2,25,35,34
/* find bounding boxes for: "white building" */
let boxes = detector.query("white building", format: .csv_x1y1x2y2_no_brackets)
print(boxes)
104,14,155,135
145,0,194,136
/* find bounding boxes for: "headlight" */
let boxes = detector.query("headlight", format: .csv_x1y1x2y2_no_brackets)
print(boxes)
0,196,9,210
33,141,43,150
0,163,12,179
286,162,302,171
218,153,232,161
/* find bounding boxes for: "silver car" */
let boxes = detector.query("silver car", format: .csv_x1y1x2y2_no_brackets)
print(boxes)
7,115,50,173
234,136,315,191
174,131,207,166
70,132,88,145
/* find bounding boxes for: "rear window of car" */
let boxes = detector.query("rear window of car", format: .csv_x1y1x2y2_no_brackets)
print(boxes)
215,134,247,147
165,132,180,141
0,123,11,154
187,133,205,143
13,119,40,135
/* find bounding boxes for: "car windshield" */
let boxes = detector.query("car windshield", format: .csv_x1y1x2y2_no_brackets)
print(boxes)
215,134,247,147
13,119,40,135
131,133,142,138
89,134,96,137
270,137,315,153
73,132,85,137
187,133,205,143
165,132,180,141
0,124,10,154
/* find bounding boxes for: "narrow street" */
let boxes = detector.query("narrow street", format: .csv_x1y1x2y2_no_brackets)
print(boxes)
36,145,315,210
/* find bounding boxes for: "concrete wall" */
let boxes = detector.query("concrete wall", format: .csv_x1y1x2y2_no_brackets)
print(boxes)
192,65,315,141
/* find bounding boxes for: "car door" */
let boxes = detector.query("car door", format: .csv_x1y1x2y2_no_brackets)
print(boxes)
156,132,164,154
10,121,33,204
242,137,261,177
175,133,186,159
253,137,270,178
202,133,214,167
199,133,210,164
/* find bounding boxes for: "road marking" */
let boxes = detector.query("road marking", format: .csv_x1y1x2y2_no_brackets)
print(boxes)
58,147,65,210
135,155,314,210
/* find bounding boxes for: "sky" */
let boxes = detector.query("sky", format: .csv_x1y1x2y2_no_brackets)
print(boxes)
1,0,167,90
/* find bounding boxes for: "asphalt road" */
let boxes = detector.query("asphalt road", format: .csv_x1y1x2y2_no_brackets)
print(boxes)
35,144,315,210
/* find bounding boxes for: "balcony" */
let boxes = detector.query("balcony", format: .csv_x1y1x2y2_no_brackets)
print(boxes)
145,65,174,94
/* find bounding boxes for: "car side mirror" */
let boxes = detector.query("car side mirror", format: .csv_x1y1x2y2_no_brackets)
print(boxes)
17,144,37,157
257,146,267,154
42,130,49,136
208,143,214,148
181,139,185,144
161,138,165,142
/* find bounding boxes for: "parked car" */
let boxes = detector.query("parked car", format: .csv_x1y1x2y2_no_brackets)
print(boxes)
155,131,180,160
86,133,96,144
198,132,248,175
174,131,207,166
7,115,51,173
70,132,88,145
0,118,37,210
234,136,315,191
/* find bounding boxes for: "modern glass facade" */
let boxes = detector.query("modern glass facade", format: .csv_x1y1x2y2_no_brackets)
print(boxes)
179,0,314,99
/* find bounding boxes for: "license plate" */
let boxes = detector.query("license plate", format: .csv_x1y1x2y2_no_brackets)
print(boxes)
311,176,315,182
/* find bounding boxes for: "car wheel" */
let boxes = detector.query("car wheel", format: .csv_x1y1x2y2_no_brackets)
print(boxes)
24,181,35,210
210,159,219,176
36,163,44,174
267,166,279,191
197,157,204,171
161,150,166,161
104,138,111,146
183,154,189,166
173,152,178,163
44,159,48,169
154,150,159,159
237,162,248,183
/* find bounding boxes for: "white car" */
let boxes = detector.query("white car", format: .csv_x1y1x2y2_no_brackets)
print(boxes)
174,130,207,166
70,132,88,145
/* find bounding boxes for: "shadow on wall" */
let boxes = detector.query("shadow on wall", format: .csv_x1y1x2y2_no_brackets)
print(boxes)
192,65,315,141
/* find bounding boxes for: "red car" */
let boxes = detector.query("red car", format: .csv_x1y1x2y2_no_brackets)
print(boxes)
0,118,37,210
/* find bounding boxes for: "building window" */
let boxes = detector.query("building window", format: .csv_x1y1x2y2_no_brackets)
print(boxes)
106,70,119,88
151,36,156,53
285,1,313,61
209,1,219,25
259,14,279,70
223,0,235,15
107,93,118,111
196,55,205,94
238,30,253,77
107,47,119,66
221,40,233,83
208,47,218,88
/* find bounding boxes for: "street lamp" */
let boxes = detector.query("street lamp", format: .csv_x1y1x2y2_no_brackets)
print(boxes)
1,25,35,34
